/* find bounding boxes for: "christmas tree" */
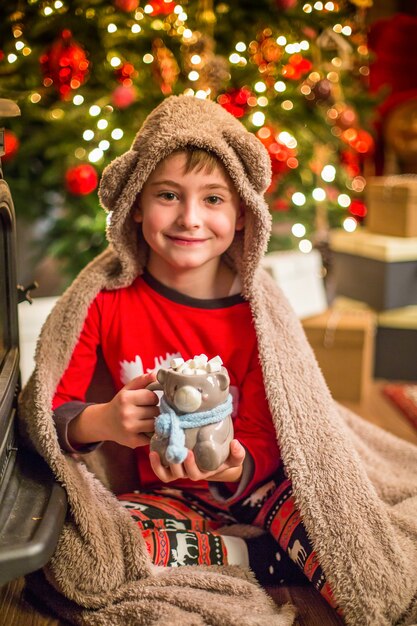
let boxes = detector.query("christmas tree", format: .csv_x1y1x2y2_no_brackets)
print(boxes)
0,0,375,280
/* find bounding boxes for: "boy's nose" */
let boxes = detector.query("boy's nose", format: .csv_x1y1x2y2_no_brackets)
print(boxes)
176,200,202,229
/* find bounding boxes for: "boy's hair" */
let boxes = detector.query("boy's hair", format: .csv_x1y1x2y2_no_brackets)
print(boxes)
170,148,220,176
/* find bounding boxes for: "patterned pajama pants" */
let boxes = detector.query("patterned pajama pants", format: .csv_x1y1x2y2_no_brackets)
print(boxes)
118,463,338,612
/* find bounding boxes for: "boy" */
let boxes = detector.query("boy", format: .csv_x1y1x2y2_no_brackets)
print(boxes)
51,101,330,596
20,95,417,626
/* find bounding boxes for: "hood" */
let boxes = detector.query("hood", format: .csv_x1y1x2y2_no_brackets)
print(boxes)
98,95,272,296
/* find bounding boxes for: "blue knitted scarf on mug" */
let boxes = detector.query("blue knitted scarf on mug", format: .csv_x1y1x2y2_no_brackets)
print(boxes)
155,394,233,465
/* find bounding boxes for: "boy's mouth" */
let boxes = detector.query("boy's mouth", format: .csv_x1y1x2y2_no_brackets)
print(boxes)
166,235,208,246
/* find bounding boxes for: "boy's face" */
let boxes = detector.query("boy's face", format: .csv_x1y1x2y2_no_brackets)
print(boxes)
133,152,245,277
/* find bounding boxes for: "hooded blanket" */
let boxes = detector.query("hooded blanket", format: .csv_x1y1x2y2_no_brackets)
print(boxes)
19,96,417,626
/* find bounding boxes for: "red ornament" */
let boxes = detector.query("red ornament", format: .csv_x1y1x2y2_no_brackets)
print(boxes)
340,149,361,177
0,50,4,62
2,130,20,162
115,62,138,86
271,197,290,211
349,199,367,218
282,53,313,80
65,164,98,195
275,0,297,9
256,126,296,176
40,30,89,100
342,128,374,155
148,0,176,15
111,84,137,109
114,0,139,11
217,88,253,118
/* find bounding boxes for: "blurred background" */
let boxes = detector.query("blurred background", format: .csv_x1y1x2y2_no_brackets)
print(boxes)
2,0,417,405
0,0,411,293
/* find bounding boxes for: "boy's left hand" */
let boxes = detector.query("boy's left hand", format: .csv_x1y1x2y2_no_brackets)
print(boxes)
149,439,245,483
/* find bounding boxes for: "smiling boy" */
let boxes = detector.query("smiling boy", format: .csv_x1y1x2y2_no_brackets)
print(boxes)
48,96,334,607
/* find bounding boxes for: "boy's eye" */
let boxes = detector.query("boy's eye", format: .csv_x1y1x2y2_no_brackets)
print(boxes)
159,192,177,201
206,195,222,205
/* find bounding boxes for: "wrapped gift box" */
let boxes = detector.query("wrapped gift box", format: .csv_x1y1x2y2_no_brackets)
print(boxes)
302,307,376,401
366,176,417,238
262,249,328,319
329,228,417,310
375,306,417,381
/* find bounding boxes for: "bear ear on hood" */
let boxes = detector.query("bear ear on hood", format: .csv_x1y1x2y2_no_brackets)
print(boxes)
98,150,139,212
221,127,272,194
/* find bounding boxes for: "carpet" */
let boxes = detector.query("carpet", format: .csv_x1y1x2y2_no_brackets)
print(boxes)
383,384,417,432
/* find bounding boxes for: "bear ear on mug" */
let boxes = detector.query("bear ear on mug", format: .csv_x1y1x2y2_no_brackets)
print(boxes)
216,371,230,391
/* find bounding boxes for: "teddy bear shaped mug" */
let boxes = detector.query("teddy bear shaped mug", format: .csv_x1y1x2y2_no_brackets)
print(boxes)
147,354,234,472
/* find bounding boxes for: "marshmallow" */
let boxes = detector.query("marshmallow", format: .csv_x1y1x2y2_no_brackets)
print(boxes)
170,357,185,369
170,354,224,374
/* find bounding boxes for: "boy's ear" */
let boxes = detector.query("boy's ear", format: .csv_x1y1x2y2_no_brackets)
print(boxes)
235,202,245,231
132,204,143,223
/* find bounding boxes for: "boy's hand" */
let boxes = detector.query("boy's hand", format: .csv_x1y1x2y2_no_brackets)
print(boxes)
149,439,245,484
101,372,160,447
68,372,160,449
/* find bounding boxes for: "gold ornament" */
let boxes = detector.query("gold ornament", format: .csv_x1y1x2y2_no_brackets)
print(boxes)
151,39,180,95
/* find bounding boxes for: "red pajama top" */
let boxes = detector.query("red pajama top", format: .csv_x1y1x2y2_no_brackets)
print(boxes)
52,271,281,497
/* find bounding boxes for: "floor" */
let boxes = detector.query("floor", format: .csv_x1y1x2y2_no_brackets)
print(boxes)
1,380,416,625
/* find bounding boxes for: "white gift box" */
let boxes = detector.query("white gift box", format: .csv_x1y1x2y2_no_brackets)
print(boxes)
262,249,328,319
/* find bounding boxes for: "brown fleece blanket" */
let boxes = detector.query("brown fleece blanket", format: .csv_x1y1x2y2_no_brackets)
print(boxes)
19,250,417,625
18,95,417,625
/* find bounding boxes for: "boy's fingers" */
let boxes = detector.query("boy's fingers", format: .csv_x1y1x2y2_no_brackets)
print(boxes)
129,389,160,405
227,440,246,467
124,372,157,391
149,451,172,483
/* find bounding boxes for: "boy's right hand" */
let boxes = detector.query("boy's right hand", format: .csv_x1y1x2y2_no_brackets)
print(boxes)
68,372,160,449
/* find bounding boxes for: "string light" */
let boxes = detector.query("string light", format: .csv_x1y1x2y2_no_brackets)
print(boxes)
251,111,265,126
73,95,84,105
188,71,199,81
281,100,294,110
131,24,141,33
229,53,241,64
107,24,117,33
235,42,246,52
276,36,287,45
89,148,104,163
254,81,266,93
312,187,326,201
321,165,336,182
338,193,351,207
274,81,286,92
83,130,94,140
292,223,306,237
89,105,101,116
97,119,108,129
99,140,110,150
299,239,313,253
7,54,17,63
111,128,124,140
292,192,306,206
343,217,357,232
143,54,153,63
